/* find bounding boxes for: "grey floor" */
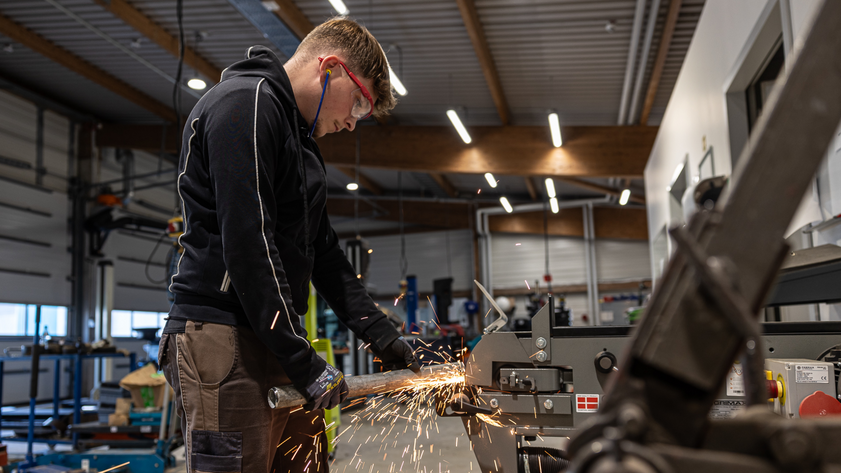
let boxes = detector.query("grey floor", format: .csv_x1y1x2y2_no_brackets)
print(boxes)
4,401,479,473
329,401,475,473
167,400,476,473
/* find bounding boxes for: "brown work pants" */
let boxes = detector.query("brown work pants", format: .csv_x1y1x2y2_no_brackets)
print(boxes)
160,320,329,473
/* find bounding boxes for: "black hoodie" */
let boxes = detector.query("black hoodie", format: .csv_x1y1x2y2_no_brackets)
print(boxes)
166,46,399,392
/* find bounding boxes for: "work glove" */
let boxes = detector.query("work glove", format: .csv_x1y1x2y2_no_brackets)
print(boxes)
377,336,421,373
303,364,349,411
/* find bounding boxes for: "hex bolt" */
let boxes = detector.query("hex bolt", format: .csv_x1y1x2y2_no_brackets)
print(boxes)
535,337,547,349
543,399,554,410
490,398,499,409
535,351,548,362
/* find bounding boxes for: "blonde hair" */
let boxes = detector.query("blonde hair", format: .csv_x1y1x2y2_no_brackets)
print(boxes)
295,18,396,116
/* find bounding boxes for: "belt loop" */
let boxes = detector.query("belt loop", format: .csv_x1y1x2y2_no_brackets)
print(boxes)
194,321,203,331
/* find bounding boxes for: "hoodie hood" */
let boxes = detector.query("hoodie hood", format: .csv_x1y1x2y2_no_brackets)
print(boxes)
221,45,304,123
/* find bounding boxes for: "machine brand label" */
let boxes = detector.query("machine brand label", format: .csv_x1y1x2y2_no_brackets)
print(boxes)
709,399,746,419
576,394,599,413
795,365,829,383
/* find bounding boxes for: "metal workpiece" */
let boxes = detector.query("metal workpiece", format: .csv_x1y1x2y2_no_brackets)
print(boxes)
266,363,459,409
475,280,508,334
565,1,841,470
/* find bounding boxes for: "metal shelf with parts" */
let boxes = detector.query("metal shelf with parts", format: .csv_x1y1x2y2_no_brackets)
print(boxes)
0,352,137,448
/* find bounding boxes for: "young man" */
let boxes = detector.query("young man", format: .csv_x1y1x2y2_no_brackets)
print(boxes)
159,19,419,473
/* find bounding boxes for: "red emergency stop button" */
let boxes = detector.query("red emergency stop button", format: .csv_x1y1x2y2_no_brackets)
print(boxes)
799,391,841,418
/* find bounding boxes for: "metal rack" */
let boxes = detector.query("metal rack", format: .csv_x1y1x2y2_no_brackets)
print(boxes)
0,352,136,448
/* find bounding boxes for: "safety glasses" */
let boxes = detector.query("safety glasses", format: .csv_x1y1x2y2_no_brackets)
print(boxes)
319,57,374,120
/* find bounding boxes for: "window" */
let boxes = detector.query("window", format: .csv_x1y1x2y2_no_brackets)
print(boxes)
746,42,785,132
0,303,68,337
111,310,169,338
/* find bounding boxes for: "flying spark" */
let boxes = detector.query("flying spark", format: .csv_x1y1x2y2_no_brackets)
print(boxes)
331,355,472,473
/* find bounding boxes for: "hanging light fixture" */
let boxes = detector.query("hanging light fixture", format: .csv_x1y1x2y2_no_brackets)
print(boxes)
499,196,513,213
619,188,631,205
446,110,472,144
548,112,562,147
484,173,498,188
388,66,407,96
328,0,348,15
346,182,359,191
550,197,559,213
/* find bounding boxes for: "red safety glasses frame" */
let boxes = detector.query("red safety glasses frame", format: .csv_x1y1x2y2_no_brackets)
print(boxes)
318,57,374,120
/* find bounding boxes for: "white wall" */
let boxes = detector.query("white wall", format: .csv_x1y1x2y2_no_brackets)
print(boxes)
645,0,841,320
645,0,773,245
343,230,474,296
492,233,652,290
0,88,169,404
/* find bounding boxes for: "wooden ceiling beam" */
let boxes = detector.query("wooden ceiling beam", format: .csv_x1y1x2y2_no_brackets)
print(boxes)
524,177,538,201
269,0,315,40
640,0,682,125
318,125,657,178
335,166,384,195
97,124,657,178
556,177,646,204
0,14,176,122
455,0,511,125
429,173,458,198
91,0,222,83
328,198,647,240
488,207,648,240
327,199,473,229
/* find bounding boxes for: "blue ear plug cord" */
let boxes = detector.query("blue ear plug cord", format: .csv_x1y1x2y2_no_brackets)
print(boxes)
308,69,331,138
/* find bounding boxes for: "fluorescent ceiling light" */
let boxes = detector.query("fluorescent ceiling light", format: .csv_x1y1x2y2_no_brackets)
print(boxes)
544,178,556,198
446,109,472,144
499,196,513,213
619,189,631,206
548,113,562,147
550,197,559,214
187,78,206,90
484,172,497,188
346,182,359,191
388,66,407,96
328,0,348,15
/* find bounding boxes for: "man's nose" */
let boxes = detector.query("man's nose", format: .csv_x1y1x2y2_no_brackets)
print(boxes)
346,117,357,132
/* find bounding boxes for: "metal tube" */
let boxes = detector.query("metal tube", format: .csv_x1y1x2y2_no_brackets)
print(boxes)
618,0,648,125
159,382,171,441
268,363,459,409
582,206,594,320
628,0,662,124
587,203,600,325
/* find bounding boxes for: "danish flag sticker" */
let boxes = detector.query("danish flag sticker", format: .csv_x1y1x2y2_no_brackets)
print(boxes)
576,394,600,413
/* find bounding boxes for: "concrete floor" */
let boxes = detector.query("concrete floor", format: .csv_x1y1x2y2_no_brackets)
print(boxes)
329,402,475,473
168,399,478,473
4,399,480,473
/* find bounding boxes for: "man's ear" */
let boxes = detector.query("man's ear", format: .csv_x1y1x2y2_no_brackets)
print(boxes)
318,55,341,80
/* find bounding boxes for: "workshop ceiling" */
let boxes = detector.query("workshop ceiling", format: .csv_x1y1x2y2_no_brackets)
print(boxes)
0,0,705,232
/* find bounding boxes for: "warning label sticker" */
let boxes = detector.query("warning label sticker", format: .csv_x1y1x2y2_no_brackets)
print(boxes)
726,362,745,396
576,394,599,413
795,365,829,384
709,399,746,419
